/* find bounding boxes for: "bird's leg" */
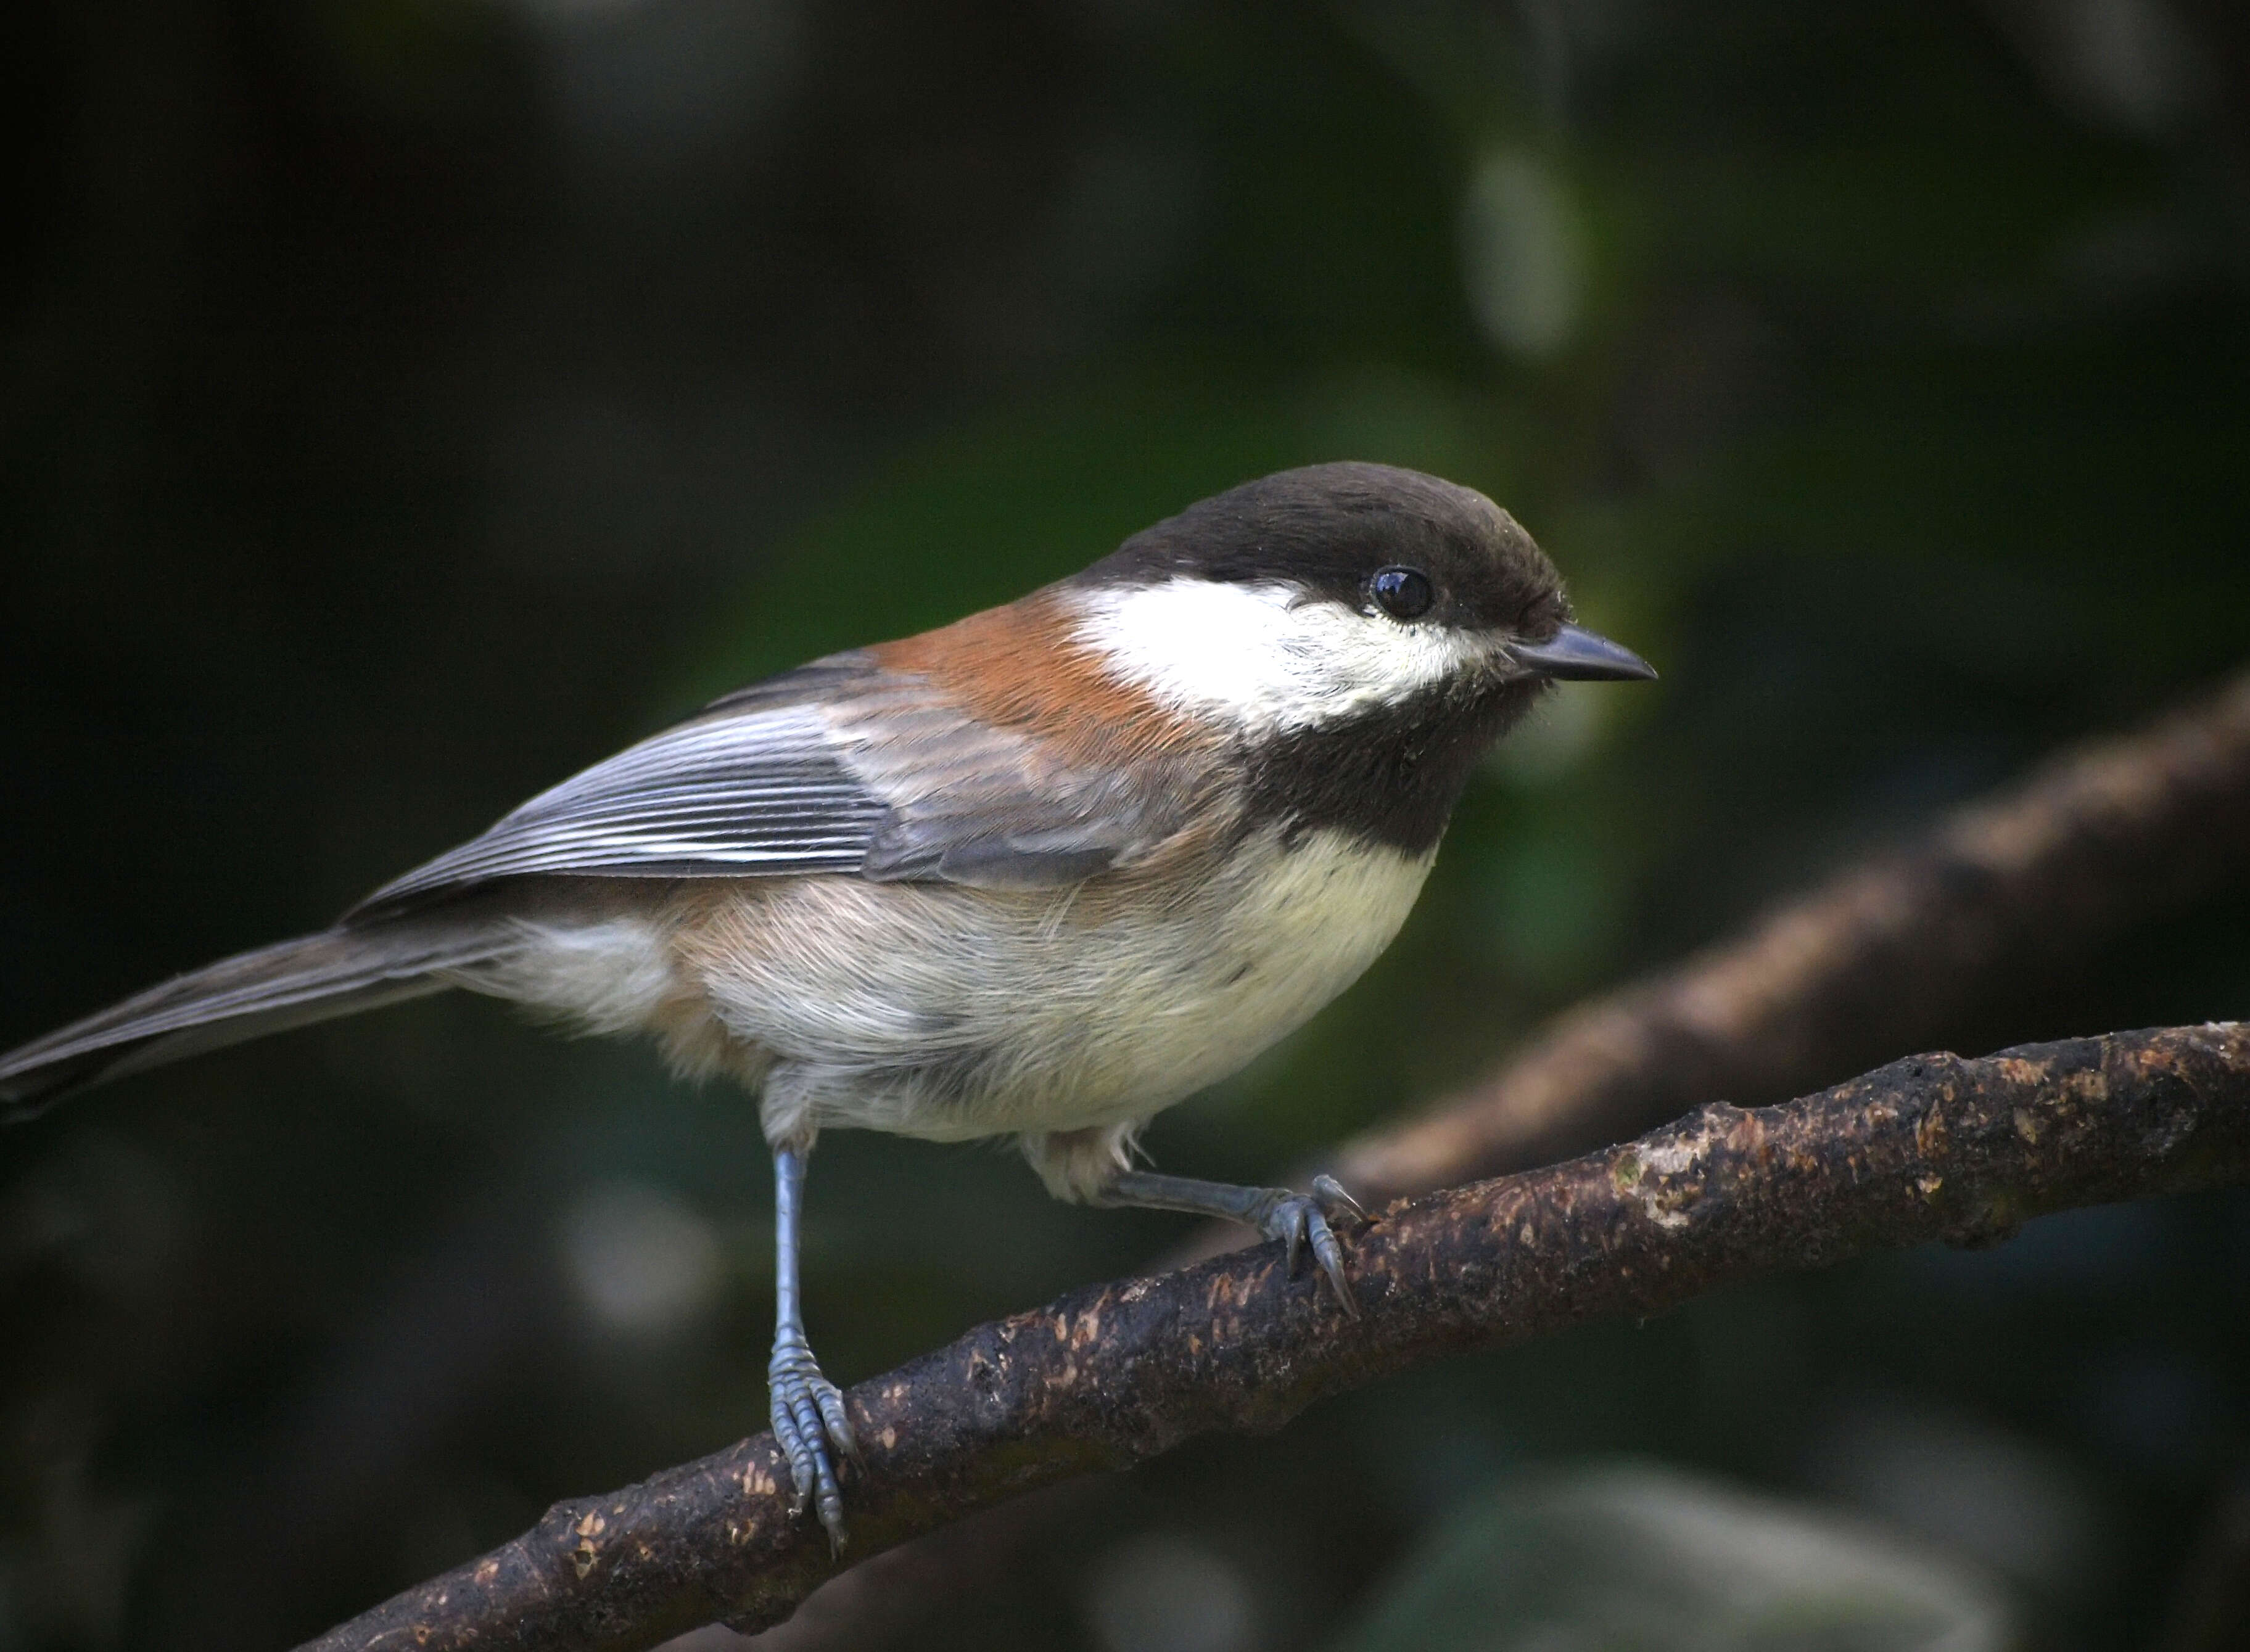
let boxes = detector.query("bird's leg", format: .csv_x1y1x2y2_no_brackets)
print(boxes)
1095,1169,1367,1313
767,1142,859,1551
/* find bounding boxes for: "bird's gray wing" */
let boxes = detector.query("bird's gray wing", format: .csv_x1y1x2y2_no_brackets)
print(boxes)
346,657,1209,920
843,686,1216,889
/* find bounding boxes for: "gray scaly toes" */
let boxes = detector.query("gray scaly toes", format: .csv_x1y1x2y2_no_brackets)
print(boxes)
768,1333,860,1551
1249,1173,1367,1313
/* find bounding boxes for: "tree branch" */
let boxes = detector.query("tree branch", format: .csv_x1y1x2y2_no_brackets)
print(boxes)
299,1021,2250,1652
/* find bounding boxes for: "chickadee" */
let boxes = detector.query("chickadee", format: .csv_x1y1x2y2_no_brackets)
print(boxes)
0,461,1652,1545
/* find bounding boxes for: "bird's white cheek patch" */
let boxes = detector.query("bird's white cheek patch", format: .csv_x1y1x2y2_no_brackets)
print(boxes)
1069,578,1487,731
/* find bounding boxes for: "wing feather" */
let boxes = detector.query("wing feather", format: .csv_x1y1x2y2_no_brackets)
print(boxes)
346,655,1216,919
348,692,885,919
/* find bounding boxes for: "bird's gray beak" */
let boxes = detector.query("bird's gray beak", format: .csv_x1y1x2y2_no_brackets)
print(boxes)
1509,623,1658,682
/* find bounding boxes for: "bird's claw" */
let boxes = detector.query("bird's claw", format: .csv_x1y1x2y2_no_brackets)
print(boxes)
1255,1173,1367,1314
769,1335,859,1553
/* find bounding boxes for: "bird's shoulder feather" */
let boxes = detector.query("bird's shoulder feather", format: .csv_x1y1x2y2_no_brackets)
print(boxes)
346,594,1232,920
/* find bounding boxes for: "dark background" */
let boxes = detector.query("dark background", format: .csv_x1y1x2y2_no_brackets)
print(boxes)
2,2,2247,1648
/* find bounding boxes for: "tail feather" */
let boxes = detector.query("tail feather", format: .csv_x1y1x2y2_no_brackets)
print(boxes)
0,921,519,1119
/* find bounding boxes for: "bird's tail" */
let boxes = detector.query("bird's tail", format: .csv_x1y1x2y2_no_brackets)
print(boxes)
0,918,521,1120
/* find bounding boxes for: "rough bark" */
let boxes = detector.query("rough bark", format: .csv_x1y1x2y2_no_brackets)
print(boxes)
299,1021,2250,1652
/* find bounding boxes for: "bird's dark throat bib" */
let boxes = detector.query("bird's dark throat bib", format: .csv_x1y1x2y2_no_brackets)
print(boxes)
1243,676,1548,855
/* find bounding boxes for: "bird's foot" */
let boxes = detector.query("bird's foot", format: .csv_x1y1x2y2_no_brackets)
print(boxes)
1247,1173,1367,1313
768,1332,860,1553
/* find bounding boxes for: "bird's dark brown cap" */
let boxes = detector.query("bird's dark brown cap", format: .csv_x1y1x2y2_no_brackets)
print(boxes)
1079,461,1568,642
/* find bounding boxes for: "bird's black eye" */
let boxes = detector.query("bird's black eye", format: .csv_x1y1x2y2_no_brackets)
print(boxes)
1369,565,1434,620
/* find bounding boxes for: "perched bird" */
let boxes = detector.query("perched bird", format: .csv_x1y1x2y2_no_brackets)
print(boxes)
0,462,1652,1545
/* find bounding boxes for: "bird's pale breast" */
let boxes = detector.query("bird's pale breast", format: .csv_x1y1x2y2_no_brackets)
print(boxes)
649,823,1435,1148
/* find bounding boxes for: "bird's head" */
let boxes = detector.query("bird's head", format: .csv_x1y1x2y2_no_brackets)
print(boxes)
1066,461,1653,739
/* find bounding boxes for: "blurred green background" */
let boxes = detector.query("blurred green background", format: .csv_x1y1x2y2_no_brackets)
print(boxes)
2,1,2248,1648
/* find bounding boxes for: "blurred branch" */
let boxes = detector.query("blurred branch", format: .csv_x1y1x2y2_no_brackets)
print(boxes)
300,1022,2250,1652
1333,667,2250,1203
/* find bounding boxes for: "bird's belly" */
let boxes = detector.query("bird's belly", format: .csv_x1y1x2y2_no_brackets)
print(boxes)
677,826,1435,1144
